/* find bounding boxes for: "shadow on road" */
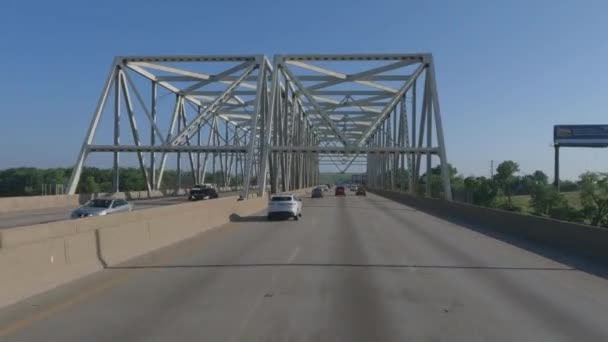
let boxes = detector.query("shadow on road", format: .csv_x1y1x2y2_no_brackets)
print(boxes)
109,263,575,271
371,191,608,280
229,213,269,222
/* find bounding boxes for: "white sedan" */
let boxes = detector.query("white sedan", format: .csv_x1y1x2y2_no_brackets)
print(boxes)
267,194,303,221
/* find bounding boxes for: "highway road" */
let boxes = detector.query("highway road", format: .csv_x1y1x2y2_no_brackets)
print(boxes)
0,191,239,229
1,193,608,341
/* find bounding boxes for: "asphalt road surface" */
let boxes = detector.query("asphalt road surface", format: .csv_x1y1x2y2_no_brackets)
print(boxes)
0,191,240,229
1,192,608,341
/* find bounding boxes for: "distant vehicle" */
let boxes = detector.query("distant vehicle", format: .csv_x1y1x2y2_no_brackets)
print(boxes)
349,185,358,192
70,198,132,219
189,186,219,201
311,187,324,198
319,185,329,192
268,194,303,220
356,187,366,196
335,186,346,196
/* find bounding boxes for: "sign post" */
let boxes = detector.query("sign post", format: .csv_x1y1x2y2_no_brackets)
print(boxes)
553,125,608,192
554,144,560,192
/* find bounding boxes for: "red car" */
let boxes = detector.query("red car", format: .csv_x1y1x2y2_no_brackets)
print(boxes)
335,186,346,196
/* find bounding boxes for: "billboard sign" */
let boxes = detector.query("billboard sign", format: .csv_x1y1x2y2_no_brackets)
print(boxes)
554,125,608,147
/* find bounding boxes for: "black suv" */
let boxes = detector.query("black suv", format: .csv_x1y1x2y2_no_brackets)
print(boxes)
189,187,219,201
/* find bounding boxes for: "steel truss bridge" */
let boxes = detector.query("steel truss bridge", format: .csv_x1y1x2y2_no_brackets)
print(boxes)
67,53,452,200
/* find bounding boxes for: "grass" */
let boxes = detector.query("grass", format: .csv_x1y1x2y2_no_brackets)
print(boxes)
510,191,581,213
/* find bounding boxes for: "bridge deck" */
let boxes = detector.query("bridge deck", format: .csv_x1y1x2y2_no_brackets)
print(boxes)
1,193,607,341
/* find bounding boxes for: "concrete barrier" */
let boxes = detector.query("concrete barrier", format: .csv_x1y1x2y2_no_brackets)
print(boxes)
371,189,608,262
0,194,89,214
0,194,268,308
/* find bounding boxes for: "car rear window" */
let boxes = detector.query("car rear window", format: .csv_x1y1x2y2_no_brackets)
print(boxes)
86,199,112,208
271,196,293,201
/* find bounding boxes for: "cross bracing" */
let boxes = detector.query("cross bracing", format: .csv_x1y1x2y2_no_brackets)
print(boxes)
67,54,452,200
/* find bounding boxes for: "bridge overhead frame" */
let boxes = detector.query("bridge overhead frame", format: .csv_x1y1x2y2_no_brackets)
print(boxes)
67,53,452,200
267,54,452,200
66,55,273,197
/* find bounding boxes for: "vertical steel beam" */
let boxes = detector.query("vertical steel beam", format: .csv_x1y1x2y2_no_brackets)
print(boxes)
177,103,182,191
201,116,216,185
392,106,397,191
425,73,432,198
150,82,157,190
180,109,197,186
242,56,266,199
415,77,428,190
411,80,417,191
428,60,452,201
258,56,281,196
156,95,182,189
197,121,202,184
112,67,121,193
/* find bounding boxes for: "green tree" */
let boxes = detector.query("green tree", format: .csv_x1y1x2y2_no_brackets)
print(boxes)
578,172,608,226
494,160,520,206
529,185,565,215
532,170,549,185
464,176,498,206
418,164,461,198
81,176,100,193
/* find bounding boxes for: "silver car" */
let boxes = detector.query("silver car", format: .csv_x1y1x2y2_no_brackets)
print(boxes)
70,198,132,219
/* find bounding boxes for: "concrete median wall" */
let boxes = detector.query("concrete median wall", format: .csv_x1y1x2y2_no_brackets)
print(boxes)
0,194,271,308
371,189,608,262
0,194,88,214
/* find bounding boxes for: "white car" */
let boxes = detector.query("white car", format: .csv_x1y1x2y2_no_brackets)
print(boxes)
267,194,303,220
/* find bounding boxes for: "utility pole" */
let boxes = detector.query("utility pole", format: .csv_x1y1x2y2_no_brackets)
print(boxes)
490,160,494,178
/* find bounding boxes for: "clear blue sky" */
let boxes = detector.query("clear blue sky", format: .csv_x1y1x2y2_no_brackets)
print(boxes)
1,0,607,180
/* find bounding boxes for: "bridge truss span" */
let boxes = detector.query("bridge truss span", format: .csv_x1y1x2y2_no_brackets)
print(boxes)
67,53,452,200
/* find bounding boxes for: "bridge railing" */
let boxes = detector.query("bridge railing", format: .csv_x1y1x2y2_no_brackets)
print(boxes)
370,189,608,263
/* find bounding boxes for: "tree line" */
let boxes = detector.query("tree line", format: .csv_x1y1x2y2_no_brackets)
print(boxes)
0,167,241,197
435,161,608,227
3,162,608,227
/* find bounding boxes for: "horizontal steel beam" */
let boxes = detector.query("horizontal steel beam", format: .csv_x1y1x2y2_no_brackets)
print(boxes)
309,90,392,96
281,53,429,61
88,144,438,155
121,55,258,62
88,145,248,153
270,146,439,154
156,75,260,82
298,75,411,82
190,90,258,96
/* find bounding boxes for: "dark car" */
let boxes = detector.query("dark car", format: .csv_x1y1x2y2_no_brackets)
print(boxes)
311,187,324,198
356,187,366,196
335,186,346,196
189,187,219,201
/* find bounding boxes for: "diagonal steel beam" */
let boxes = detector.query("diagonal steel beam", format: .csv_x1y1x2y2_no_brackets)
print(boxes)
169,64,258,145
119,70,152,193
125,63,246,127
281,65,349,146
356,63,426,146
120,65,166,145
300,59,416,93
181,62,253,94
286,60,416,94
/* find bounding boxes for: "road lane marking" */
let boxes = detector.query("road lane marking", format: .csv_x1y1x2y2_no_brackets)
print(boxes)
288,246,300,263
0,272,131,338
